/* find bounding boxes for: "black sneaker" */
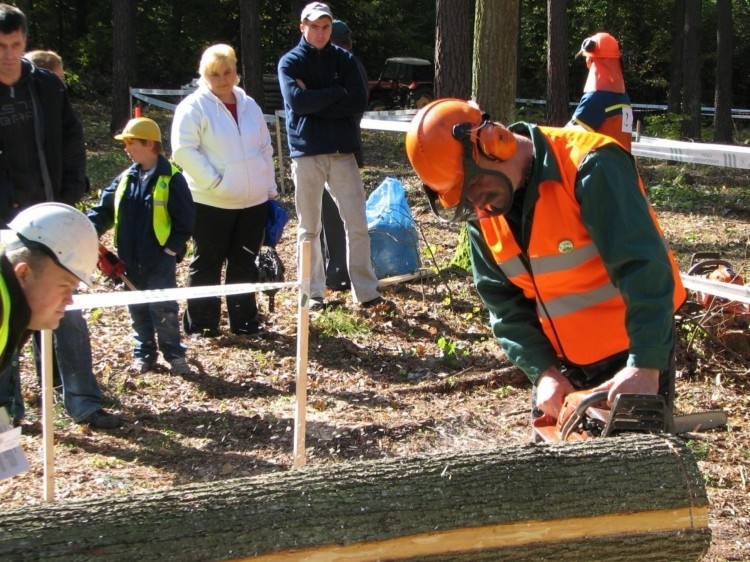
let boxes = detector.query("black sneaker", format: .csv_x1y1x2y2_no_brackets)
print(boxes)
231,319,262,335
80,409,123,430
326,277,351,291
360,296,396,313
169,357,192,375
132,359,156,374
309,298,327,312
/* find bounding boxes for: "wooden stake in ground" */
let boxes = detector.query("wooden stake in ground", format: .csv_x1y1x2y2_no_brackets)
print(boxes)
0,434,710,561
40,329,54,502
294,240,311,468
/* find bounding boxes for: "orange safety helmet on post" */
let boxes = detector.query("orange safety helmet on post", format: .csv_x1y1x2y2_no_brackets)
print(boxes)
576,32,622,59
406,98,517,213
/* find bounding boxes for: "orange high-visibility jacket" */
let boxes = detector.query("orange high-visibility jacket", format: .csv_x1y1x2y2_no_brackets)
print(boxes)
479,128,686,366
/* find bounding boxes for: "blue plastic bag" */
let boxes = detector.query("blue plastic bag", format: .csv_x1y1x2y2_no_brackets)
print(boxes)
264,200,288,248
366,177,421,278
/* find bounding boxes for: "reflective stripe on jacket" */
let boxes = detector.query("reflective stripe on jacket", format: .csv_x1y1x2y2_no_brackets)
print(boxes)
0,272,10,357
114,163,180,246
479,127,686,365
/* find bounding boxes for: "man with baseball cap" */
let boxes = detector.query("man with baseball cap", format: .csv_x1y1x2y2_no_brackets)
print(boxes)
278,3,392,313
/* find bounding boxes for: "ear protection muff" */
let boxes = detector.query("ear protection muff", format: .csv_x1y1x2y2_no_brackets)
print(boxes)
476,122,518,162
581,37,597,54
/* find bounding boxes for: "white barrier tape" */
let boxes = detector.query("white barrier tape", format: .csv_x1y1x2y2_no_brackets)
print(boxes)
681,274,750,304
70,281,296,311
132,87,750,169
131,91,180,112
131,88,195,96
131,89,278,125
360,117,410,132
633,136,750,169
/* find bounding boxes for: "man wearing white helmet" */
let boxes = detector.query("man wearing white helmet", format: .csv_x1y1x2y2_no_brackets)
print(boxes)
0,204,98,398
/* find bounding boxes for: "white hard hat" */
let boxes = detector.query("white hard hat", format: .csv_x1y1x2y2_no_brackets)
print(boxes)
8,203,99,286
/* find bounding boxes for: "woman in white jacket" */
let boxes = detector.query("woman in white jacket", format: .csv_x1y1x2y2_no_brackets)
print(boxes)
171,44,277,336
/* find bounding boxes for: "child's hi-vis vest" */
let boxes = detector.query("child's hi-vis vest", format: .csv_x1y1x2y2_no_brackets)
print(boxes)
113,164,181,247
479,127,686,366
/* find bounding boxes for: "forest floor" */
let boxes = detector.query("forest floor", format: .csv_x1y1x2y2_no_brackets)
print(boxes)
1,115,749,560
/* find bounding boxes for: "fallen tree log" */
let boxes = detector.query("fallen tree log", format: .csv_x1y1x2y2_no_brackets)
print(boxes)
0,434,709,561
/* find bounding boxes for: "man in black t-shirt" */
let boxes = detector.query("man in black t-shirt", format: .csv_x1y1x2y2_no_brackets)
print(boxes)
0,3,121,430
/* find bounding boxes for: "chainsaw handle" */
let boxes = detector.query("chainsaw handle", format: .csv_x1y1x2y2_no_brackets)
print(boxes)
686,258,734,277
559,390,609,441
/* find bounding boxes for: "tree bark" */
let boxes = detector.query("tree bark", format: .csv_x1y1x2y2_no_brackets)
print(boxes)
667,0,685,113
681,0,702,140
434,0,474,100
239,0,266,112
713,0,733,143
0,435,710,561
110,0,135,133
545,0,569,126
473,0,518,123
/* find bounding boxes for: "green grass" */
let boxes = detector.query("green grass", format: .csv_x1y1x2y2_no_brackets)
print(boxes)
686,439,710,460
647,164,750,214
313,307,370,339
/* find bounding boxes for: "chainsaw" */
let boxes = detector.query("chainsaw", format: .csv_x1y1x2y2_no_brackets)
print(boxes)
687,251,748,315
533,390,728,443
97,244,137,291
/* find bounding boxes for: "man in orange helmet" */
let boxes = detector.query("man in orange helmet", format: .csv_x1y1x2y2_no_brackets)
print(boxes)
567,32,633,151
406,99,685,425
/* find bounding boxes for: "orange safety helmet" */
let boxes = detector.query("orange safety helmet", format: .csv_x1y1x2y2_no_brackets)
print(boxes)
405,98,517,210
576,32,622,59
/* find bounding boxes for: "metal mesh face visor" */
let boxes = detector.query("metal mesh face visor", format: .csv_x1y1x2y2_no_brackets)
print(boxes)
423,122,515,223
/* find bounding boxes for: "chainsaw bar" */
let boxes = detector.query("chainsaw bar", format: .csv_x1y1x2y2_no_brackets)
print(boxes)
673,410,728,434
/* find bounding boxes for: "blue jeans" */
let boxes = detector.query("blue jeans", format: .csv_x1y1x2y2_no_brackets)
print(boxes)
45,310,104,422
126,255,185,363
0,309,104,423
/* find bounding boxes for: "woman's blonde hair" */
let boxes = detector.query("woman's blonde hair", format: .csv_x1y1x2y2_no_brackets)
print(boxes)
198,44,240,87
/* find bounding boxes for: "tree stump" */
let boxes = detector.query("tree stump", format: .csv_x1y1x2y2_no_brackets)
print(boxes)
0,434,710,561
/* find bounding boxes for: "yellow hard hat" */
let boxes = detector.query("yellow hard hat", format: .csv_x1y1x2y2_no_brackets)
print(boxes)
114,117,161,142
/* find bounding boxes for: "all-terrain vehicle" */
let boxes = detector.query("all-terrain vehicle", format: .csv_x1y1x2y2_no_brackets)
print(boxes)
367,57,434,111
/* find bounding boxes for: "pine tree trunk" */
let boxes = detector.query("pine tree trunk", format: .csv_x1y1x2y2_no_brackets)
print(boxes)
0,435,710,561
110,0,135,133
435,0,474,100
545,0,569,126
473,0,518,122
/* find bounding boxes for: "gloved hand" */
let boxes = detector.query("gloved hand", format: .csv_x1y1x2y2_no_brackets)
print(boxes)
97,244,126,282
